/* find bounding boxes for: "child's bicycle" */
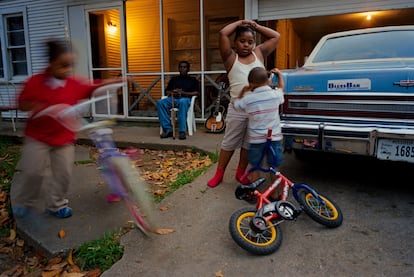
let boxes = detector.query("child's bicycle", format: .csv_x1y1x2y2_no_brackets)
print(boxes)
33,83,154,235
87,122,154,235
229,128,343,255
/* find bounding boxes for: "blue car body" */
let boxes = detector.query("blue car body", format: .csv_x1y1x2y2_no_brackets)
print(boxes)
281,26,414,163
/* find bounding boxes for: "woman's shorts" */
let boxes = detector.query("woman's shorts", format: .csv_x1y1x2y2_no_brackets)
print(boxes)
221,103,249,151
248,140,283,168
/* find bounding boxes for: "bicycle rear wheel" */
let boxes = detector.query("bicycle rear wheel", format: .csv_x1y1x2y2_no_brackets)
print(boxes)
109,156,155,235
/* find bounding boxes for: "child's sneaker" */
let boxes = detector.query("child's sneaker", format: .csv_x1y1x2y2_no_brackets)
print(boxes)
12,207,30,218
106,193,121,203
46,207,73,218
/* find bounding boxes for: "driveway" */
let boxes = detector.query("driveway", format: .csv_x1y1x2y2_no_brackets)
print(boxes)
103,151,414,277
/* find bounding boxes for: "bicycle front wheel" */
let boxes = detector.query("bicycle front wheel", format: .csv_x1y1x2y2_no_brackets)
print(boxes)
109,156,155,235
298,190,343,228
229,207,282,255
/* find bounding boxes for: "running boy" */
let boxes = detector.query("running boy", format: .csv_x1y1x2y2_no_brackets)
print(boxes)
11,40,121,219
232,67,285,183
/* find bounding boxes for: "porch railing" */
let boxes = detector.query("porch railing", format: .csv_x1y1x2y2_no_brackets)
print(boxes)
124,71,230,121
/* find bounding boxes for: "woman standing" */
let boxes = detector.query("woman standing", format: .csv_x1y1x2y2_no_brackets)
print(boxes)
207,20,280,187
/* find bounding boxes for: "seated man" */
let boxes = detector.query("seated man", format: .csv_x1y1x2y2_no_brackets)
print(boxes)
157,61,199,140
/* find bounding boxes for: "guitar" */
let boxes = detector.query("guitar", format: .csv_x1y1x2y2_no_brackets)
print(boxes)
205,82,227,133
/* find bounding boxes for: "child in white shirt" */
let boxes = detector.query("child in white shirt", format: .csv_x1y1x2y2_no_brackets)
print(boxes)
233,67,285,185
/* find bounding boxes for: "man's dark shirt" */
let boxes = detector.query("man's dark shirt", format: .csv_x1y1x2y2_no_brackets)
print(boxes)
166,75,199,97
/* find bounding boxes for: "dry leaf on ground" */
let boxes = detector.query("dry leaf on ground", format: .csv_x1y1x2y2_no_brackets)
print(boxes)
9,229,16,240
61,272,85,277
58,229,67,238
67,249,75,266
0,191,7,202
1,265,24,276
42,268,63,277
215,270,224,277
153,228,175,235
134,149,211,197
46,256,62,266
84,268,101,277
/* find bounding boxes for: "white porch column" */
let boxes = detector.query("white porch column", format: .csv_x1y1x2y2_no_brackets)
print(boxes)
245,0,258,20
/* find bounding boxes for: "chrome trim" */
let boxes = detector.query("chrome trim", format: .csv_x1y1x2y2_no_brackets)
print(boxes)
287,99,414,114
281,120,414,135
393,80,414,87
281,120,414,158
285,92,414,97
293,86,314,91
281,114,414,125
305,57,414,67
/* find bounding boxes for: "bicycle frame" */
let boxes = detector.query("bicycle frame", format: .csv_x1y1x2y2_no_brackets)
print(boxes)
89,128,128,196
237,128,325,220
230,129,343,254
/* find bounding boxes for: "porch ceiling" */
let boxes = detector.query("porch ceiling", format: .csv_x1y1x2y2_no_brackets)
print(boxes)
291,8,414,44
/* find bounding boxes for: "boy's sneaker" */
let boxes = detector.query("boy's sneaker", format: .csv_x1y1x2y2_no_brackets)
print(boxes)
13,207,30,218
106,193,121,203
46,207,73,218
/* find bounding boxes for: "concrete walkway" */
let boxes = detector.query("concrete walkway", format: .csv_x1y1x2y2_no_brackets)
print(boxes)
0,121,225,257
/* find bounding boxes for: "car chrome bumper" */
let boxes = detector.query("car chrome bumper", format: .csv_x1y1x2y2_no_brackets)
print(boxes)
281,120,414,157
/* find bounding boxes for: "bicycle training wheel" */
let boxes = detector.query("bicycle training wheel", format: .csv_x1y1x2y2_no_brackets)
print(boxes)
229,207,282,255
298,190,343,228
109,156,155,235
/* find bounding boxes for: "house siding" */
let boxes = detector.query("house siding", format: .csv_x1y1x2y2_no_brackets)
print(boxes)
1,0,113,75
27,3,67,74
0,0,112,120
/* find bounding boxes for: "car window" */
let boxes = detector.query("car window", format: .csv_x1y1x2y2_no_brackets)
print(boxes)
312,30,414,62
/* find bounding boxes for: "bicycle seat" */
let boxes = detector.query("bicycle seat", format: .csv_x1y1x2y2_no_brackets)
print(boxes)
235,177,266,202
240,177,266,190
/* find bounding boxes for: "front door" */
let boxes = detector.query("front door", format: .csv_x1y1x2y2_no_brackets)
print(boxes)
86,5,125,117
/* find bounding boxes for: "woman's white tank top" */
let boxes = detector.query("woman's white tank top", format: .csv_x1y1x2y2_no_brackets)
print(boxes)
227,52,265,98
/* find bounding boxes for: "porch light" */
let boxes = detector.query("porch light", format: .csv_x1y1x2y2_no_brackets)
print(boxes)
107,21,117,33
359,11,379,21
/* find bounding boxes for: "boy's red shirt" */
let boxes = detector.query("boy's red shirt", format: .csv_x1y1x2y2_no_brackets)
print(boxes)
19,72,97,146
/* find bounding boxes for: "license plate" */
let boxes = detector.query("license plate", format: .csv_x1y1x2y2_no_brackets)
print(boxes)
377,139,414,163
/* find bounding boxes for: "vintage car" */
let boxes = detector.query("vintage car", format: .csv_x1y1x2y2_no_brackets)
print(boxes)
281,25,414,163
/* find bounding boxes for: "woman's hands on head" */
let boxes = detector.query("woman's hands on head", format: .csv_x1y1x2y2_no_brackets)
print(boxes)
241,20,259,31
241,20,257,30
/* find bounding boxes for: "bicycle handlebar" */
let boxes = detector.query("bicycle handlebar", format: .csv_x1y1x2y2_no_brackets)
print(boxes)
32,82,125,132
